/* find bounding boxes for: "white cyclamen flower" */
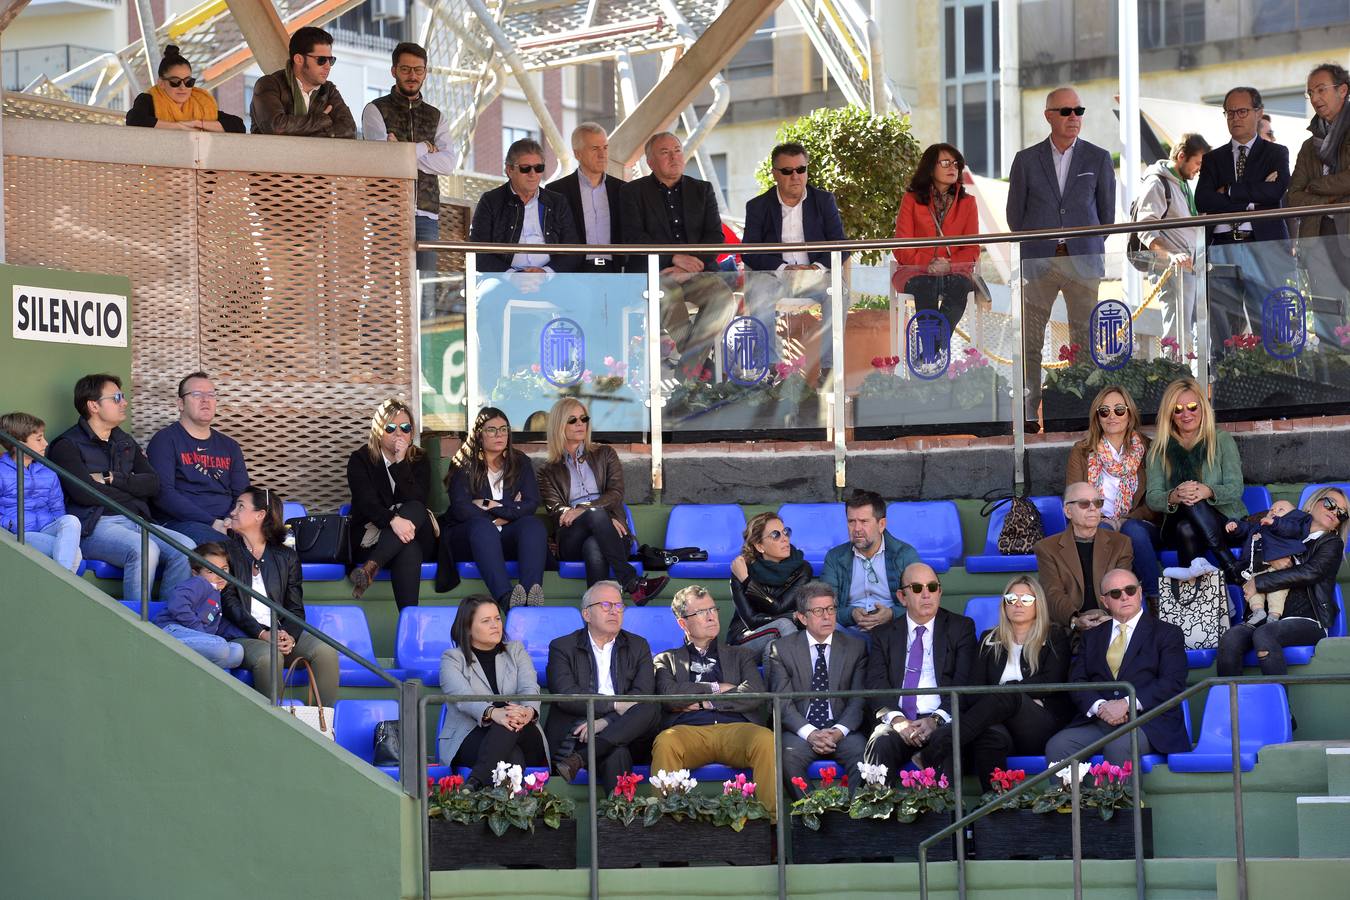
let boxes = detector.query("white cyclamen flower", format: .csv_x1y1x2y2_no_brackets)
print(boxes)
858,762,888,787
1052,760,1091,788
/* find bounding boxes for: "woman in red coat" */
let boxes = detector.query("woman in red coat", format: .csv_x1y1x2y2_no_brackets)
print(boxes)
892,143,981,361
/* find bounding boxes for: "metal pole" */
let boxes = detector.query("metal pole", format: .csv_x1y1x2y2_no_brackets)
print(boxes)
420,696,431,900
830,252,846,493
950,688,966,898
1231,682,1248,900
1070,760,1083,900
1009,242,1027,487
139,526,150,620
1195,245,1211,384
14,445,23,542
399,680,422,797
773,696,787,900
268,616,280,706
133,0,161,87
647,254,664,498
465,252,479,421
1130,692,1145,900
586,698,599,900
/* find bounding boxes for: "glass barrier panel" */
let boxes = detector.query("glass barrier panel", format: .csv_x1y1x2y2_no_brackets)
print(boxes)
1208,229,1350,416
657,265,828,436
467,264,651,436
847,241,1015,434
419,266,468,432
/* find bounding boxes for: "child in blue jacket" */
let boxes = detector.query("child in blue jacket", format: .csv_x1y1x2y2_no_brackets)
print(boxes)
153,542,245,668
1,411,82,572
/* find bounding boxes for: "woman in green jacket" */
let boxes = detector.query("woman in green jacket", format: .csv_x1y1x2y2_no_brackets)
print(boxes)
1145,377,1247,583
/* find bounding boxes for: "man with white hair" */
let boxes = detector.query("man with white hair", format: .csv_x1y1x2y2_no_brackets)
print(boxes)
548,122,631,273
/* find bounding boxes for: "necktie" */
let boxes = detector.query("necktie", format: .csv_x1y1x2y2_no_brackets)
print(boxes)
1106,623,1129,677
901,625,926,720
1235,145,1249,232
807,643,831,729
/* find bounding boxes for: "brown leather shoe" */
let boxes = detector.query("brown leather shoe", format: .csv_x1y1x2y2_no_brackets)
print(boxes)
554,752,584,784
350,560,380,599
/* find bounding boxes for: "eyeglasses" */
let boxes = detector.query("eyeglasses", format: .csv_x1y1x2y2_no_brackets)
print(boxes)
566,415,591,425
384,422,414,434
305,54,337,66
804,604,838,618
935,159,962,169
862,557,880,584
1003,593,1037,606
1306,83,1341,99
585,600,624,612
905,581,942,594
513,163,546,174
181,390,218,401
1173,401,1200,414
1068,498,1106,510
1097,404,1128,418
680,606,719,621
98,392,126,404
396,65,427,76
775,165,808,175
1319,496,1349,521
1104,584,1141,600
1223,107,1255,119
164,76,197,88
1051,106,1086,117
766,527,792,540
480,425,509,436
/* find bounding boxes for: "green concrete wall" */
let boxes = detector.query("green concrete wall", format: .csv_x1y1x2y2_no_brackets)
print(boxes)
0,537,417,900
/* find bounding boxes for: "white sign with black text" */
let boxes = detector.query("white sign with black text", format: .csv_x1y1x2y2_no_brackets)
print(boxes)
12,285,129,348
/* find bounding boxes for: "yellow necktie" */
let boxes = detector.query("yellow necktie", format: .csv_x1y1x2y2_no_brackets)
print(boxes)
1106,623,1129,677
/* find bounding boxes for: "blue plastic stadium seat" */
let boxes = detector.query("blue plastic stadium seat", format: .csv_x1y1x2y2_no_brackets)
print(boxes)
308,605,405,686
504,607,584,686
119,599,168,620
338,503,352,516
375,562,438,582
1242,485,1272,515
1005,756,1049,775
1297,482,1350,511
1137,699,1194,773
231,667,253,686
962,596,1001,638
558,506,643,579
457,560,521,580
1242,585,1345,668
664,504,746,578
885,501,964,574
301,563,347,582
395,606,459,685
776,503,846,575
84,559,125,580
283,501,307,521
806,760,843,780
1166,684,1291,772
623,606,686,656
335,698,399,765
964,496,1066,573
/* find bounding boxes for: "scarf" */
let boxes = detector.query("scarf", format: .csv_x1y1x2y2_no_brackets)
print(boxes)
1166,164,1198,215
149,84,218,124
1087,432,1145,513
1310,109,1350,174
287,66,310,117
1165,437,1207,487
929,188,955,229
747,546,807,589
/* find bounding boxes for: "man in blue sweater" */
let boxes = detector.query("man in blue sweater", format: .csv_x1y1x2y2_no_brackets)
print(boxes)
147,373,249,546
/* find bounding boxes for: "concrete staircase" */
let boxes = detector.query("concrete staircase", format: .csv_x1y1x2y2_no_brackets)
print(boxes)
1296,746,1350,859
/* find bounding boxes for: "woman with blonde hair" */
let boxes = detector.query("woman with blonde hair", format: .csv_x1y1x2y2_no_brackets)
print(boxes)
345,398,438,607
537,398,667,604
727,512,812,660
1145,377,1246,583
922,576,1072,790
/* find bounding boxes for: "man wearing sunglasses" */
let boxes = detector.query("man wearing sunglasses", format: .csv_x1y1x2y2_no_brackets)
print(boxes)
1006,85,1115,424
741,142,848,383
1045,569,1189,765
146,372,249,547
544,581,661,791
49,374,193,604
250,26,355,139
862,563,977,783
1034,483,1133,630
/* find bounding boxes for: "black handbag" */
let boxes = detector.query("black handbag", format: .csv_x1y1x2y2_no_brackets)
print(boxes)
637,544,709,570
373,720,400,766
286,514,351,564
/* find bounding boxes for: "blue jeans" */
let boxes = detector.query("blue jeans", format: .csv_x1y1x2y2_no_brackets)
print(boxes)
82,514,193,601
20,515,83,572
744,269,834,369
160,519,229,550
162,623,244,668
415,213,440,272
1104,518,1161,598
446,515,547,603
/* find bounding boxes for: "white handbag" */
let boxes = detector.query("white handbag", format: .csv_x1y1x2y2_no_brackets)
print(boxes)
282,657,335,740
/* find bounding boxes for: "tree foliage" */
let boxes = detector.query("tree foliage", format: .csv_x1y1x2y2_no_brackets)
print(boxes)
754,105,923,265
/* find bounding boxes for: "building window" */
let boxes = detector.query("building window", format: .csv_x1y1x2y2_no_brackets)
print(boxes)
502,126,538,150
710,153,730,206
941,0,1000,177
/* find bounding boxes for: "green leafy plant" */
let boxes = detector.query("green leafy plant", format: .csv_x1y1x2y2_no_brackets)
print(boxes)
788,766,850,831
427,763,575,835
849,763,954,824
1215,333,1299,381
856,349,1009,412
1032,760,1137,822
755,105,923,265
977,766,1042,811
598,769,768,832
1042,341,1192,407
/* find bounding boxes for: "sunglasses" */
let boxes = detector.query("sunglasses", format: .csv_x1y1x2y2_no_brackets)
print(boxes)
1003,593,1036,606
775,165,808,175
1320,496,1349,521
99,392,126,404
1104,584,1141,600
164,76,197,88
1052,106,1086,116
305,54,337,66
1068,498,1106,510
585,600,624,612
935,159,962,169
906,581,942,594
513,163,546,174
766,527,792,540
1097,404,1129,418
384,422,413,434
1173,402,1200,414
566,415,591,425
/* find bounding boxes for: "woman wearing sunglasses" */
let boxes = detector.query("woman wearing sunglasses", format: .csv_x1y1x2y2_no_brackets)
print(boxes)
444,407,547,608
125,45,245,133
892,143,981,362
1217,487,1349,677
922,577,1071,791
1145,378,1247,583
1067,384,1163,596
727,512,813,661
538,399,668,604
346,399,438,608
220,487,339,701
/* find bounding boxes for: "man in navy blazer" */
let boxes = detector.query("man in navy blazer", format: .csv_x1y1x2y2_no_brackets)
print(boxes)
547,122,631,274
1196,86,1293,350
1046,568,1190,764
742,142,848,379
1006,86,1116,421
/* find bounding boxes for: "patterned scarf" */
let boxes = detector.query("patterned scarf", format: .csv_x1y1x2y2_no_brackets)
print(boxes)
1087,432,1145,514
149,84,218,123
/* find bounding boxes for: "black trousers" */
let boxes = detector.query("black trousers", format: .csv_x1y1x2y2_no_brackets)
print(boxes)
453,720,549,787
355,500,437,609
925,692,1066,791
1160,500,1242,581
556,507,637,588
546,702,660,791
1216,617,1327,676
907,273,973,342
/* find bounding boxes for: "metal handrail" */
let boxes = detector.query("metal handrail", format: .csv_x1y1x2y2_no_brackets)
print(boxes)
0,426,423,798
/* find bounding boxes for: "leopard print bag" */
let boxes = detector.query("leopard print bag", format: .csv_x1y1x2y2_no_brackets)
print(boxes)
981,492,1045,555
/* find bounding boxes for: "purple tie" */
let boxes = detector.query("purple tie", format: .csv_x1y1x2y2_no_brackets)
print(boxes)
901,625,926,720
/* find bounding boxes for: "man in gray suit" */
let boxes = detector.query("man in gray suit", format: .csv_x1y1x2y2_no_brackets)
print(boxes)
766,582,867,796
1007,86,1116,421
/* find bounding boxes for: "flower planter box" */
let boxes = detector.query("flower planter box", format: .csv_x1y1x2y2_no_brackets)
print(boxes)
427,817,577,870
790,812,955,864
666,397,812,432
1213,372,1347,411
596,817,772,868
852,389,1011,428
970,808,1152,860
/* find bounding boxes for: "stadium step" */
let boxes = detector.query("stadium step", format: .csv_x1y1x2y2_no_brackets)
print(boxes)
1327,747,1350,796
1297,794,1350,858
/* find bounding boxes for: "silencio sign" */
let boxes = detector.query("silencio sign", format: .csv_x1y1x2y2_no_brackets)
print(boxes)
12,285,128,348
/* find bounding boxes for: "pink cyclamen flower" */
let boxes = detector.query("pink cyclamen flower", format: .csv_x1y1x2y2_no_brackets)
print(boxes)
530,363,541,373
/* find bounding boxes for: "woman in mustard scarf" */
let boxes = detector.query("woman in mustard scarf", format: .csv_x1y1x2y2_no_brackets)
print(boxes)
126,45,245,133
